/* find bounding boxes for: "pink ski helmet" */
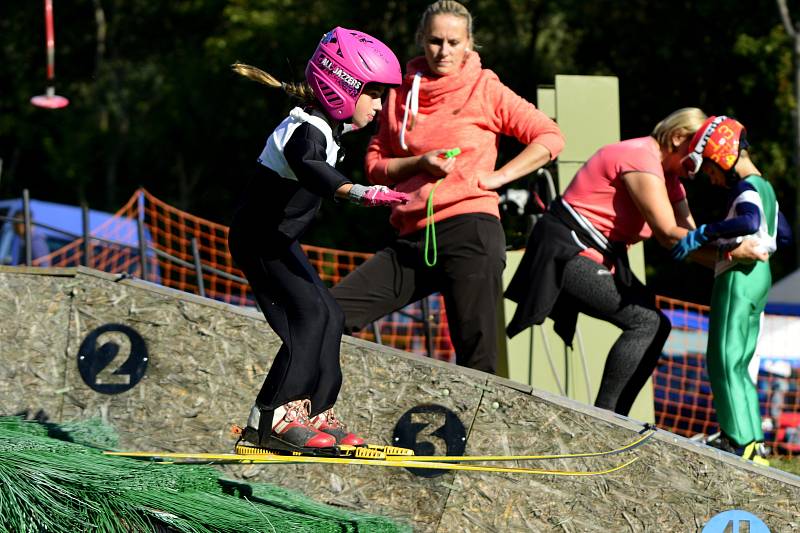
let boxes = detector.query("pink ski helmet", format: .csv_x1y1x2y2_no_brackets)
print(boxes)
305,27,402,120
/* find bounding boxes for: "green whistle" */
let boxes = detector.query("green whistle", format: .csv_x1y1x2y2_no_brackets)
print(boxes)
442,148,461,159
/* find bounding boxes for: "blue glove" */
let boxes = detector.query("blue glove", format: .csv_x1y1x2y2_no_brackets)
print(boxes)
671,225,709,261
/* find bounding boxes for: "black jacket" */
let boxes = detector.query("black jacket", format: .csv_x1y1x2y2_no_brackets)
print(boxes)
505,198,632,345
236,107,350,242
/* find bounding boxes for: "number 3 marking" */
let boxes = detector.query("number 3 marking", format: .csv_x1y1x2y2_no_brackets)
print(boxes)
410,412,449,456
392,404,467,478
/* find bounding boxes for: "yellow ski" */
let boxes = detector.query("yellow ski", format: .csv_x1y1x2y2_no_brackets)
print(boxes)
104,425,653,476
229,426,654,463
390,427,655,463
232,442,414,460
104,449,640,476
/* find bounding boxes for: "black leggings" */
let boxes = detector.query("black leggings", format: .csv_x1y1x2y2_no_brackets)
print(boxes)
227,219,344,417
559,255,671,415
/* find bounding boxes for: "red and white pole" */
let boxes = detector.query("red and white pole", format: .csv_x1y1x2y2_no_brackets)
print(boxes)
31,0,69,109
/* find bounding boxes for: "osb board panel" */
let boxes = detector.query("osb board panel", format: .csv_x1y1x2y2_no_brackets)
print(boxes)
438,385,800,532
60,271,484,529
0,273,73,419
63,274,279,453
5,270,800,532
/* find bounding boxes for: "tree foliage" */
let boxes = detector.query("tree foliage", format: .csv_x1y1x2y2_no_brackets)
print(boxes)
1,0,797,302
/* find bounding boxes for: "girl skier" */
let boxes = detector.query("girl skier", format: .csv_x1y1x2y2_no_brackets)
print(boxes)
227,27,408,452
672,115,792,465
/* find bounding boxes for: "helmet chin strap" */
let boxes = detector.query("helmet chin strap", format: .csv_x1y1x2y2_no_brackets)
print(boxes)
702,157,739,187
724,168,740,187
724,148,745,186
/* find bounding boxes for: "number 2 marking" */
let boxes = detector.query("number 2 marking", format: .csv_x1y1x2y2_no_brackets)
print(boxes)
93,331,132,385
77,324,148,394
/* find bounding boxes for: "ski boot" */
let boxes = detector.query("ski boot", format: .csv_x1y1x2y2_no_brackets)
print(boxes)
707,432,770,466
706,432,738,454
308,408,413,458
309,408,414,457
237,399,336,455
310,408,365,446
741,441,770,467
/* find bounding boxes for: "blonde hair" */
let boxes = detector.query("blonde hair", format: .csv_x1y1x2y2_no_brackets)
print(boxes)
651,107,707,152
231,62,316,103
415,1,476,49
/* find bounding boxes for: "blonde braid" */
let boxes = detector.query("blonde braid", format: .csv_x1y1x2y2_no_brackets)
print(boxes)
231,62,316,103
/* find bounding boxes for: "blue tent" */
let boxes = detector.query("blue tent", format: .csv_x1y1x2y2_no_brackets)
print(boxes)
0,197,149,268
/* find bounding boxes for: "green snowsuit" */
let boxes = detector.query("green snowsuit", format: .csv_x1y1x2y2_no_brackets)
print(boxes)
706,175,778,446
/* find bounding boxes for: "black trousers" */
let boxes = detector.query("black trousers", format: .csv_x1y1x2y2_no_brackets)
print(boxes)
331,213,506,373
228,214,344,417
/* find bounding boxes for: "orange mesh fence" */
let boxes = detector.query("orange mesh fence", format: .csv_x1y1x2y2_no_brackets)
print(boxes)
41,188,455,363
140,190,248,305
655,295,800,456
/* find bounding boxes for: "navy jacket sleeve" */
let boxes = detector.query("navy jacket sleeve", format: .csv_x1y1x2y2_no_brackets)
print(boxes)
778,211,793,248
705,181,760,240
283,122,350,199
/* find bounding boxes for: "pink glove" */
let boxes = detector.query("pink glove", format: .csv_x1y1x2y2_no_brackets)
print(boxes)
348,184,409,207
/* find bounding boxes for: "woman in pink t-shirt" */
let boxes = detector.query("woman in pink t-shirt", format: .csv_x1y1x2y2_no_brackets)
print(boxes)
506,107,766,415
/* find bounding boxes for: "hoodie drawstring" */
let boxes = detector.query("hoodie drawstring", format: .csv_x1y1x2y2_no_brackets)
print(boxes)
399,72,422,151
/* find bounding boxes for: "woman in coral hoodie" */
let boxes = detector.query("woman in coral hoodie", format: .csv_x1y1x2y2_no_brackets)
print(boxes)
331,0,564,373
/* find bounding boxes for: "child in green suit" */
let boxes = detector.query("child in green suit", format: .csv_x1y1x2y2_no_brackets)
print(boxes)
673,115,792,465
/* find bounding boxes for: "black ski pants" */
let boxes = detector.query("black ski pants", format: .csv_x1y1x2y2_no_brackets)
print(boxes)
331,213,506,373
228,217,344,417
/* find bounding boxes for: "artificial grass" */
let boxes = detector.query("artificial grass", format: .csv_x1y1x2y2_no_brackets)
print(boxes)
0,416,410,533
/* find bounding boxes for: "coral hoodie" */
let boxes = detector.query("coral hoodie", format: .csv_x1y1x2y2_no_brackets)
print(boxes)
366,51,564,236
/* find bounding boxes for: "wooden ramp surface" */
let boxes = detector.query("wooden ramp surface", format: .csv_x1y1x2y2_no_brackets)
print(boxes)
1,266,799,532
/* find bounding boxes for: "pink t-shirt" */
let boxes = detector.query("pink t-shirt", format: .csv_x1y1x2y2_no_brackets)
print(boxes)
563,136,685,245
